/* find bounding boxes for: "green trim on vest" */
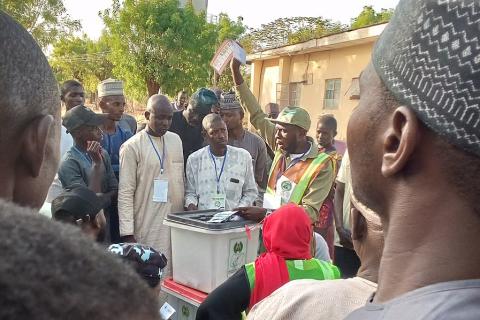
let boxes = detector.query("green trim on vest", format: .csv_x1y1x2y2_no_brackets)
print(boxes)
266,151,331,204
265,151,283,195
289,152,330,204
244,259,341,290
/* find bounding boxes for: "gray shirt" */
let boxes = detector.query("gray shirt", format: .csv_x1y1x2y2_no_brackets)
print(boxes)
345,279,480,320
58,145,118,193
228,130,268,204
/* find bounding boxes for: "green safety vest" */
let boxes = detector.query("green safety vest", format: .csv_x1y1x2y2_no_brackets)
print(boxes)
245,258,341,291
266,151,331,205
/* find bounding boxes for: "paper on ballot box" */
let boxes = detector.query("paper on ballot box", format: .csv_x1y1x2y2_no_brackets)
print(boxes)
210,40,246,75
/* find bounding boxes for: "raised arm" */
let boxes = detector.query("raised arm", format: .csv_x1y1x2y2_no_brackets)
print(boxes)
231,58,276,149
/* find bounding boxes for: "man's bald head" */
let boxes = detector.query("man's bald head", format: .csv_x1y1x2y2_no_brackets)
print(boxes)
0,11,61,208
202,113,224,131
145,94,173,137
265,103,280,119
146,94,173,113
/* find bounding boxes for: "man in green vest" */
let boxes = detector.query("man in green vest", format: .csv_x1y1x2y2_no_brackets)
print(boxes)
230,59,335,225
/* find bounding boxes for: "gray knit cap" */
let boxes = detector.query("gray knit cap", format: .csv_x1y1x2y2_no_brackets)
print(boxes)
373,0,480,157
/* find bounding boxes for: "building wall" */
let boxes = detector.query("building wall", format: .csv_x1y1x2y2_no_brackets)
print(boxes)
178,0,208,12
250,42,375,141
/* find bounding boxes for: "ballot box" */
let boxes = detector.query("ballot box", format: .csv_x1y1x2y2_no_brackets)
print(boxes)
164,210,260,293
161,278,207,320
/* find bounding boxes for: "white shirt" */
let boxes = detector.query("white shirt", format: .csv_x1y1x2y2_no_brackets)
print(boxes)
334,150,352,246
185,145,258,210
248,277,377,320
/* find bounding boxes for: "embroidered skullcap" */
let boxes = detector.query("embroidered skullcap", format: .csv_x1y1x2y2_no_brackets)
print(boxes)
220,91,241,110
373,0,480,157
97,78,124,97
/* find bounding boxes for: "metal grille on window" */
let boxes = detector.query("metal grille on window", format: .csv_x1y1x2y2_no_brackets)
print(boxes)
324,79,342,109
276,83,302,107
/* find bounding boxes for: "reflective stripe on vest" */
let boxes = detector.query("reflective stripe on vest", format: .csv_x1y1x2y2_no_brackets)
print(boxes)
266,151,332,204
244,259,341,290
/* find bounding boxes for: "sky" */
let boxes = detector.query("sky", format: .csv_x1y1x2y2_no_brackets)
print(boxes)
64,0,400,40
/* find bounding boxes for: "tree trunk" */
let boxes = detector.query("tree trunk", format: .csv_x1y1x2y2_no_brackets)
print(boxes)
146,79,160,97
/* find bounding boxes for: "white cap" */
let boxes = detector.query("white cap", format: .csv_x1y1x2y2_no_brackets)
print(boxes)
97,78,124,97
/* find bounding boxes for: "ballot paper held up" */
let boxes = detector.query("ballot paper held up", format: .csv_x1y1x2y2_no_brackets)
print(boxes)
210,40,246,75
208,210,238,223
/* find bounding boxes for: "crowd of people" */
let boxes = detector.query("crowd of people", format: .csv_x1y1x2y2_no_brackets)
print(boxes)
0,0,479,319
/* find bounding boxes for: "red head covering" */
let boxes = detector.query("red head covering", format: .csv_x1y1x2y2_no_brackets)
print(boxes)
249,204,312,308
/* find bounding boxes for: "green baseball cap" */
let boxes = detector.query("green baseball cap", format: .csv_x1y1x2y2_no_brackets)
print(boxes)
63,105,107,132
268,106,311,131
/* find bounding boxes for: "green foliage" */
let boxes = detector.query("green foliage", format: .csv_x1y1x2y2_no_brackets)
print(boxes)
49,34,113,95
0,0,81,50
216,14,245,44
101,0,245,100
350,6,394,29
240,17,346,53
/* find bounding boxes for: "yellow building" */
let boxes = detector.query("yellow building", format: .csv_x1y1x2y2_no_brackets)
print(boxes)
246,23,387,140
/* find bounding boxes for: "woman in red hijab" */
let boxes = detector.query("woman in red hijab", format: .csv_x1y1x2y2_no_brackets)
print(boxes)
196,204,341,320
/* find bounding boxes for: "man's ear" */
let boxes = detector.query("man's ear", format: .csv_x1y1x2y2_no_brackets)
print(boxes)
19,115,56,177
381,106,420,177
144,110,150,121
351,207,367,241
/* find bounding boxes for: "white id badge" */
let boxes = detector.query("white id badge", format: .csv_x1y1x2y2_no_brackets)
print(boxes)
159,302,176,319
153,178,168,203
263,192,281,210
210,194,226,210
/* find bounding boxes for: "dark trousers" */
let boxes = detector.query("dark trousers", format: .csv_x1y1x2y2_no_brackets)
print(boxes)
334,246,361,278
106,204,121,244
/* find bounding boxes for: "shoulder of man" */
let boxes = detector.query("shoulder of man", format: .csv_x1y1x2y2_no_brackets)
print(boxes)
245,130,266,144
228,145,253,159
187,145,208,161
164,130,182,144
118,115,136,132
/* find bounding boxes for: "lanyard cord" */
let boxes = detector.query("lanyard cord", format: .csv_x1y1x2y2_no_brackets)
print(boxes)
147,134,166,174
276,143,311,183
208,146,228,194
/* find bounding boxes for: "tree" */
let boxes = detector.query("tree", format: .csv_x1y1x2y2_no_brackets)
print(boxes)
240,17,346,53
102,0,220,100
0,0,81,50
350,6,394,29
49,34,114,95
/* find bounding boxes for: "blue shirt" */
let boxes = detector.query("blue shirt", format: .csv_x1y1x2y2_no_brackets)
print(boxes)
101,123,133,178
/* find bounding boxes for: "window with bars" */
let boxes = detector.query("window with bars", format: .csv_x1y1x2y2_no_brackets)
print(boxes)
345,77,360,100
276,83,302,107
324,79,342,109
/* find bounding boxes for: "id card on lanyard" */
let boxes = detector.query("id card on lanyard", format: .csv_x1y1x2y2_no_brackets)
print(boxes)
148,134,168,203
265,147,309,207
209,147,227,210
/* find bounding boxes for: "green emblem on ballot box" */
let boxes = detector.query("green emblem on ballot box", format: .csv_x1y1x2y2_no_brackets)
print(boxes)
233,241,244,254
182,305,190,317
